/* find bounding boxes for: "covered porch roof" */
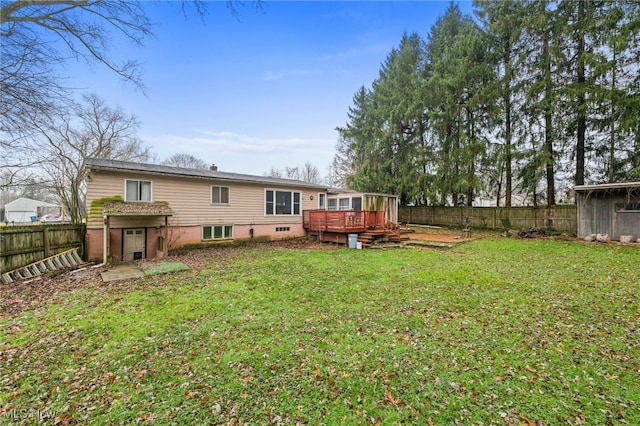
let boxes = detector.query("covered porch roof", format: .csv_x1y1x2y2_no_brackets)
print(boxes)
102,201,174,217
101,202,174,265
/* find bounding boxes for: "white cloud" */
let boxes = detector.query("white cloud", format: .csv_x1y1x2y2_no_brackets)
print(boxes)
153,130,333,157
147,130,336,176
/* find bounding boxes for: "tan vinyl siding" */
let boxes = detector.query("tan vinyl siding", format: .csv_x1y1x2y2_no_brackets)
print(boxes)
86,169,322,228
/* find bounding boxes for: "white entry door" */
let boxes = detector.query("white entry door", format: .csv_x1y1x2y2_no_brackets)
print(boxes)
123,228,145,261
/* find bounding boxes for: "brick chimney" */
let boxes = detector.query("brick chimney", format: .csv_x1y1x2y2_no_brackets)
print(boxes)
210,164,218,171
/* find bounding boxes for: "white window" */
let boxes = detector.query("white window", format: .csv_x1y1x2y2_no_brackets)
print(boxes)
352,197,362,210
125,180,152,202
328,199,338,211
211,186,230,204
318,193,326,209
265,190,301,215
339,198,350,210
203,225,233,240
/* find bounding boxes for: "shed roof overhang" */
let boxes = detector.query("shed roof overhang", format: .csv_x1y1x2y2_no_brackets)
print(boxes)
101,202,173,265
574,181,640,192
102,201,174,217
574,182,640,203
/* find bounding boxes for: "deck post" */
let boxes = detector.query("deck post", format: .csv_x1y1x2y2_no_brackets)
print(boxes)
164,215,169,253
103,215,110,265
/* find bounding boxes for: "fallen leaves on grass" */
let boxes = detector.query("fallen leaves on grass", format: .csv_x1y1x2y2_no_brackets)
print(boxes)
1,238,638,425
383,390,404,407
0,238,334,317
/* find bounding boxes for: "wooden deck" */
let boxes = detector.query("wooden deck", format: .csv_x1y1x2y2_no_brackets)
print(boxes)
303,210,401,247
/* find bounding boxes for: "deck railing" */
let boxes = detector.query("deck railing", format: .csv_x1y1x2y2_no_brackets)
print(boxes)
303,210,386,233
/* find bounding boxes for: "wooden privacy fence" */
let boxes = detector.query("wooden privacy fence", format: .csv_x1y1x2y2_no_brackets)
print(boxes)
399,205,577,232
0,224,86,274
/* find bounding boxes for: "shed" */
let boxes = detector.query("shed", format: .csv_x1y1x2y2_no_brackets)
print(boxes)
574,182,640,242
3,197,59,223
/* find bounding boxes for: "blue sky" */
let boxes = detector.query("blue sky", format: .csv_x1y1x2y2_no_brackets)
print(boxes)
68,1,473,177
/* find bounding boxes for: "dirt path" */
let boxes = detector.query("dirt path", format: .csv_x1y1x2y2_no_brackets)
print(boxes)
401,225,493,243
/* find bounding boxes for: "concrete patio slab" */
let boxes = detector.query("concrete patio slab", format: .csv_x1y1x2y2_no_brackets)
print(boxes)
100,264,145,282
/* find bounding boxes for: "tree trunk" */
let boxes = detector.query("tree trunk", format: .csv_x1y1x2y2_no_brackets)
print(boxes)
504,53,512,207
496,162,503,207
543,28,556,206
608,46,617,183
575,0,586,186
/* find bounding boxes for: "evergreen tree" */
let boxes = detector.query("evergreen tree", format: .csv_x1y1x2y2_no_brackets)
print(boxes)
369,33,427,204
335,0,640,207
425,4,468,205
426,3,492,205
591,1,640,182
474,0,525,206
519,1,563,206
334,86,378,191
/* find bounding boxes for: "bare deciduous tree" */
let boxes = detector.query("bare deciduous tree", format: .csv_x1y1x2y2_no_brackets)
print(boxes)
0,0,258,187
330,135,354,188
35,94,151,223
265,167,284,179
264,162,325,184
1,1,152,89
162,153,210,170
300,162,322,184
0,1,152,185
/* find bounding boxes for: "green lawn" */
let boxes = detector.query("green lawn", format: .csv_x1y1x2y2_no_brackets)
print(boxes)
1,238,638,425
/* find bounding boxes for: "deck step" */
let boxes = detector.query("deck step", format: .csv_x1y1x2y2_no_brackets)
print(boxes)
1,248,84,284
357,229,402,247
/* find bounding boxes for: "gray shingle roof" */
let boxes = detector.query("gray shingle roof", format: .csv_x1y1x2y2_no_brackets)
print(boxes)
87,158,332,190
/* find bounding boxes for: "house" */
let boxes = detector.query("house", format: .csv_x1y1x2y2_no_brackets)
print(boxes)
575,181,640,242
3,197,59,223
85,158,399,264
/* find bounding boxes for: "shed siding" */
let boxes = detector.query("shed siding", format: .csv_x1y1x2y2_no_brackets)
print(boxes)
577,193,610,237
577,192,640,240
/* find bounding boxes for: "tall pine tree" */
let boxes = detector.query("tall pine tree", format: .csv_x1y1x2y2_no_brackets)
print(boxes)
474,0,525,206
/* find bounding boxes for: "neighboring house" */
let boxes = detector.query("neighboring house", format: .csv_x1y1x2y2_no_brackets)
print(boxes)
3,197,59,223
85,158,399,263
575,181,640,241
